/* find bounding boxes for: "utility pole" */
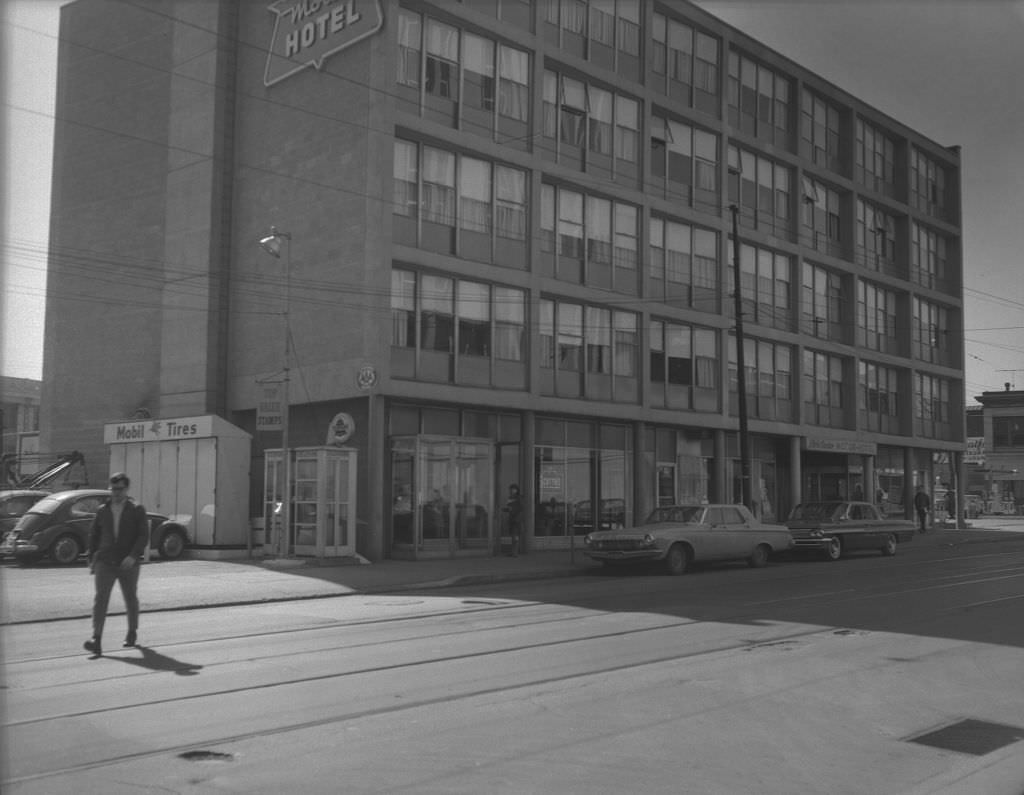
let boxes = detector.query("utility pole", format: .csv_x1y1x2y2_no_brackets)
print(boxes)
729,203,752,512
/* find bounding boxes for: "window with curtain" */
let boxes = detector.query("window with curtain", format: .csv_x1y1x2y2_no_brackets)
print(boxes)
462,33,494,112
650,320,665,382
694,130,717,191
498,46,529,122
666,324,692,386
558,303,583,371
616,0,640,56
589,0,615,46
542,70,558,140
694,31,718,93
666,118,693,193
393,140,418,217
495,166,526,241
560,77,587,147
649,218,665,283
459,157,492,234
588,86,613,156
586,196,612,266
692,228,717,295
694,328,717,388
668,18,693,84
396,9,421,88
613,203,637,272
457,280,490,356
612,311,637,377
586,307,612,374
391,269,416,348
540,299,555,368
540,184,556,253
665,220,691,290
614,95,638,163
493,286,524,361
420,275,453,352
425,19,458,100
558,189,584,259
421,147,455,226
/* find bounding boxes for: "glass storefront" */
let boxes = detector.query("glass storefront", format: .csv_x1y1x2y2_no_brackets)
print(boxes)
534,419,631,545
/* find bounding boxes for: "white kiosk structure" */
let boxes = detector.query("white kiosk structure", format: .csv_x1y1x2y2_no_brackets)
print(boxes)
104,415,251,555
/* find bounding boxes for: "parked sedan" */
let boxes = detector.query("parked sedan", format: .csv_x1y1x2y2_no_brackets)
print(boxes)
0,489,190,566
0,490,51,556
584,503,792,575
786,501,917,560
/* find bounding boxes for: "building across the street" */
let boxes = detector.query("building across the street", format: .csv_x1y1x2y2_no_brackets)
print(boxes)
965,385,1024,516
40,0,966,559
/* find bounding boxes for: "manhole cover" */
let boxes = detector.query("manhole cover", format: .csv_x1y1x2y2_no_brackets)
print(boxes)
179,750,235,763
909,719,1024,756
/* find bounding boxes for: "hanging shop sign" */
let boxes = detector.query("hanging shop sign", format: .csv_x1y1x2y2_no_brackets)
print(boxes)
326,412,356,445
964,437,985,465
803,437,877,456
256,385,284,433
264,0,384,87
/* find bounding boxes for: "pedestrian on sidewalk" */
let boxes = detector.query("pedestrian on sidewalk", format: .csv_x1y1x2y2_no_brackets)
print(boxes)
914,486,931,533
504,484,524,556
83,473,149,657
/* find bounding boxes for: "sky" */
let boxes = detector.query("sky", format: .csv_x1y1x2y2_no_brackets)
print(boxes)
2,0,1023,405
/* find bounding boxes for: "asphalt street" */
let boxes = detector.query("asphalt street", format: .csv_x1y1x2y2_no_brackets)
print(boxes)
2,524,1024,794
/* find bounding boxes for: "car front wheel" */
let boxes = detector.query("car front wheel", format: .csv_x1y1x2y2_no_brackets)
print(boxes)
881,533,897,557
824,536,843,561
51,534,82,565
748,544,770,568
664,543,690,576
158,529,186,560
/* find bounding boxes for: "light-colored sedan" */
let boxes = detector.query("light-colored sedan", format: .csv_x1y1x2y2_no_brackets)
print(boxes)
584,504,793,575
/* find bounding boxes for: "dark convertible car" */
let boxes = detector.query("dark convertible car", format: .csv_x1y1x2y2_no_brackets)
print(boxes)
787,501,917,560
0,489,190,566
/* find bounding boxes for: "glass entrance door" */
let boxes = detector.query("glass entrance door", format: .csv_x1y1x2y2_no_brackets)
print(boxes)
390,435,494,558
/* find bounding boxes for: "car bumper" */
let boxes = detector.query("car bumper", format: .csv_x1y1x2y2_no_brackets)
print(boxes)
585,548,663,563
790,537,831,551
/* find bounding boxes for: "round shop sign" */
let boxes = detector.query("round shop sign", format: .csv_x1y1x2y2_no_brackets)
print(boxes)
356,364,378,390
326,412,356,446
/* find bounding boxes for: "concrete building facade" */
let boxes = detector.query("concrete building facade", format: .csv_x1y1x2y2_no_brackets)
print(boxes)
41,0,966,559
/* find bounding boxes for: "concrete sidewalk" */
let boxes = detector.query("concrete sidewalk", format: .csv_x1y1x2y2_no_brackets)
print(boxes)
3,519,1024,625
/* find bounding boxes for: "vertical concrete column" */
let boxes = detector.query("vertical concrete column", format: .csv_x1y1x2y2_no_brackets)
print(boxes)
790,436,802,509
634,421,649,521
863,454,875,504
366,393,385,562
523,410,536,547
904,447,916,520
714,429,727,503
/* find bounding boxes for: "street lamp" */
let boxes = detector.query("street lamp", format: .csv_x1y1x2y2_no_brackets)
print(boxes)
259,226,292,557
726,170,752,512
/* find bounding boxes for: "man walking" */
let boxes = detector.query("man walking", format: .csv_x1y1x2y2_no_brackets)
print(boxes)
84,473,149,657
914,486,931,533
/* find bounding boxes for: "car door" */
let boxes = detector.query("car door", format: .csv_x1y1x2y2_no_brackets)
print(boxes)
718,506,754,559
701,507,730,560
846,503,878,550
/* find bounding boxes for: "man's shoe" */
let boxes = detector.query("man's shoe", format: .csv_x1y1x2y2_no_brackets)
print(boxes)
83,638,102,657
124,631,137,648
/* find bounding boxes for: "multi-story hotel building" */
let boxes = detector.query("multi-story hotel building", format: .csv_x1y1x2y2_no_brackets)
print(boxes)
41,0,965,559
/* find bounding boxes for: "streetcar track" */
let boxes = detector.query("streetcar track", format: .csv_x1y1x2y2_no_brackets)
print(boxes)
4,622,835,786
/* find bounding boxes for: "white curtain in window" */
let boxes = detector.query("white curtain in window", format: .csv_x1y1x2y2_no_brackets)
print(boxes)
426,19,458,60
422,148,455,226
498,46,529,120
459,157,492,233
494,287,524,361
463,33,493,77
495,166,526,240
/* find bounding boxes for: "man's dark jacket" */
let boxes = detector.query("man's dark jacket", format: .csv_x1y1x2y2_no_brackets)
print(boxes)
89,499,149,565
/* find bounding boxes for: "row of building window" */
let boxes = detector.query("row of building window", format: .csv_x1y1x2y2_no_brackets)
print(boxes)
392,142,957,364
396,5,956,223
393,137,957,297
389,268,958,439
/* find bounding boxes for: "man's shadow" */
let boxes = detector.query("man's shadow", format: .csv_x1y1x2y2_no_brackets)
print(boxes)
107,645,203,676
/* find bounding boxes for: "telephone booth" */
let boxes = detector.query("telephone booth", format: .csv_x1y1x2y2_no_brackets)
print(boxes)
264,446,357,557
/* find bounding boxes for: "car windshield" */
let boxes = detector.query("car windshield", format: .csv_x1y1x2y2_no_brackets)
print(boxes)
789,502,843,521
644,506,705,524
